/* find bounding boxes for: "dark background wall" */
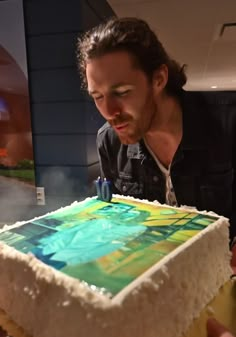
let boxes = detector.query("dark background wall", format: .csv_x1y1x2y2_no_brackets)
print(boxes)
23,0,115,209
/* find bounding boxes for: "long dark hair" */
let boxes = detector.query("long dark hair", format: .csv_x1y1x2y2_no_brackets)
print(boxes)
77,17,187,95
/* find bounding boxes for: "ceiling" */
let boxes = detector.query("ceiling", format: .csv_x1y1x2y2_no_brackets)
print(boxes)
1,0,236,94
107,0,236,91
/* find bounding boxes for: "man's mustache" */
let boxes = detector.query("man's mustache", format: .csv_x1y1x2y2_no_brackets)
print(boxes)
109,116,131,126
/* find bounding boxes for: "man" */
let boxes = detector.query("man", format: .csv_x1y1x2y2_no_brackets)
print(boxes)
78,17,236,239
78,16,236,337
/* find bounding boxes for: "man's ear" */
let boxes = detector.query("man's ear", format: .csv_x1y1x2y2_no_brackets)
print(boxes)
152,64,168,92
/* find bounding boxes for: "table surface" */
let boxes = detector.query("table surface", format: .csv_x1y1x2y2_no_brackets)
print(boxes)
0,280,235,337
184,279,236,337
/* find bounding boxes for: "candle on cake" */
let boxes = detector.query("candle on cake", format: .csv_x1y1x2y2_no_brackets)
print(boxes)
94,177,112,202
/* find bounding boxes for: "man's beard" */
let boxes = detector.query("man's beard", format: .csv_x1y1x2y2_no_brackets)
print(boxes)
115,121,143,145
118,132,141,145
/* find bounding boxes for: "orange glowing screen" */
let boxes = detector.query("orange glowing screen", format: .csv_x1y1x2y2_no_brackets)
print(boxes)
0,148,7,157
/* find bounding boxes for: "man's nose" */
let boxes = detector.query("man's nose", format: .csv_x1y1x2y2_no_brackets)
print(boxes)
102,97,121,119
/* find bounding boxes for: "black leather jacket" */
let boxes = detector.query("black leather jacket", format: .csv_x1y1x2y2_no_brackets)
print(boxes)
97,91,236,239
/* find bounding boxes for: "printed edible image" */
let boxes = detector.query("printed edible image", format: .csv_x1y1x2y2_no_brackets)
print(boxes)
0,198,217,296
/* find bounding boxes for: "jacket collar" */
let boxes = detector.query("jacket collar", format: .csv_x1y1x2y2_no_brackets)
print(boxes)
127,141,146,159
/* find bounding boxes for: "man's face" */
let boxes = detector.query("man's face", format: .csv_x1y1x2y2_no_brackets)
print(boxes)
86,51,157,144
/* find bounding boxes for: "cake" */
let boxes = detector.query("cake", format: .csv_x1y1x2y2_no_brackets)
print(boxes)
0,195,232,337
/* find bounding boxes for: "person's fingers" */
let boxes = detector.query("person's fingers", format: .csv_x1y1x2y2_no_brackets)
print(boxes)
0,326,7,337
207,318,235,337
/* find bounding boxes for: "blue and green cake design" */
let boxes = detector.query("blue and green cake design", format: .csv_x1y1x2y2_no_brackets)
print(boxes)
0,197,218,296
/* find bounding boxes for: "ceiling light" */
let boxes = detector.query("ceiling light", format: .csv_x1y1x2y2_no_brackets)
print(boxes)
211,85,218,89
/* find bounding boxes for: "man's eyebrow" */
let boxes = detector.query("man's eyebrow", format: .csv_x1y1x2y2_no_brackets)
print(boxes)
88,84,134,95
88,89,99,96
110,83,133,90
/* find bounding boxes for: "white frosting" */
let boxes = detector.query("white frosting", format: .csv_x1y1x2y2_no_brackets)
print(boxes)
0,195,232,337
